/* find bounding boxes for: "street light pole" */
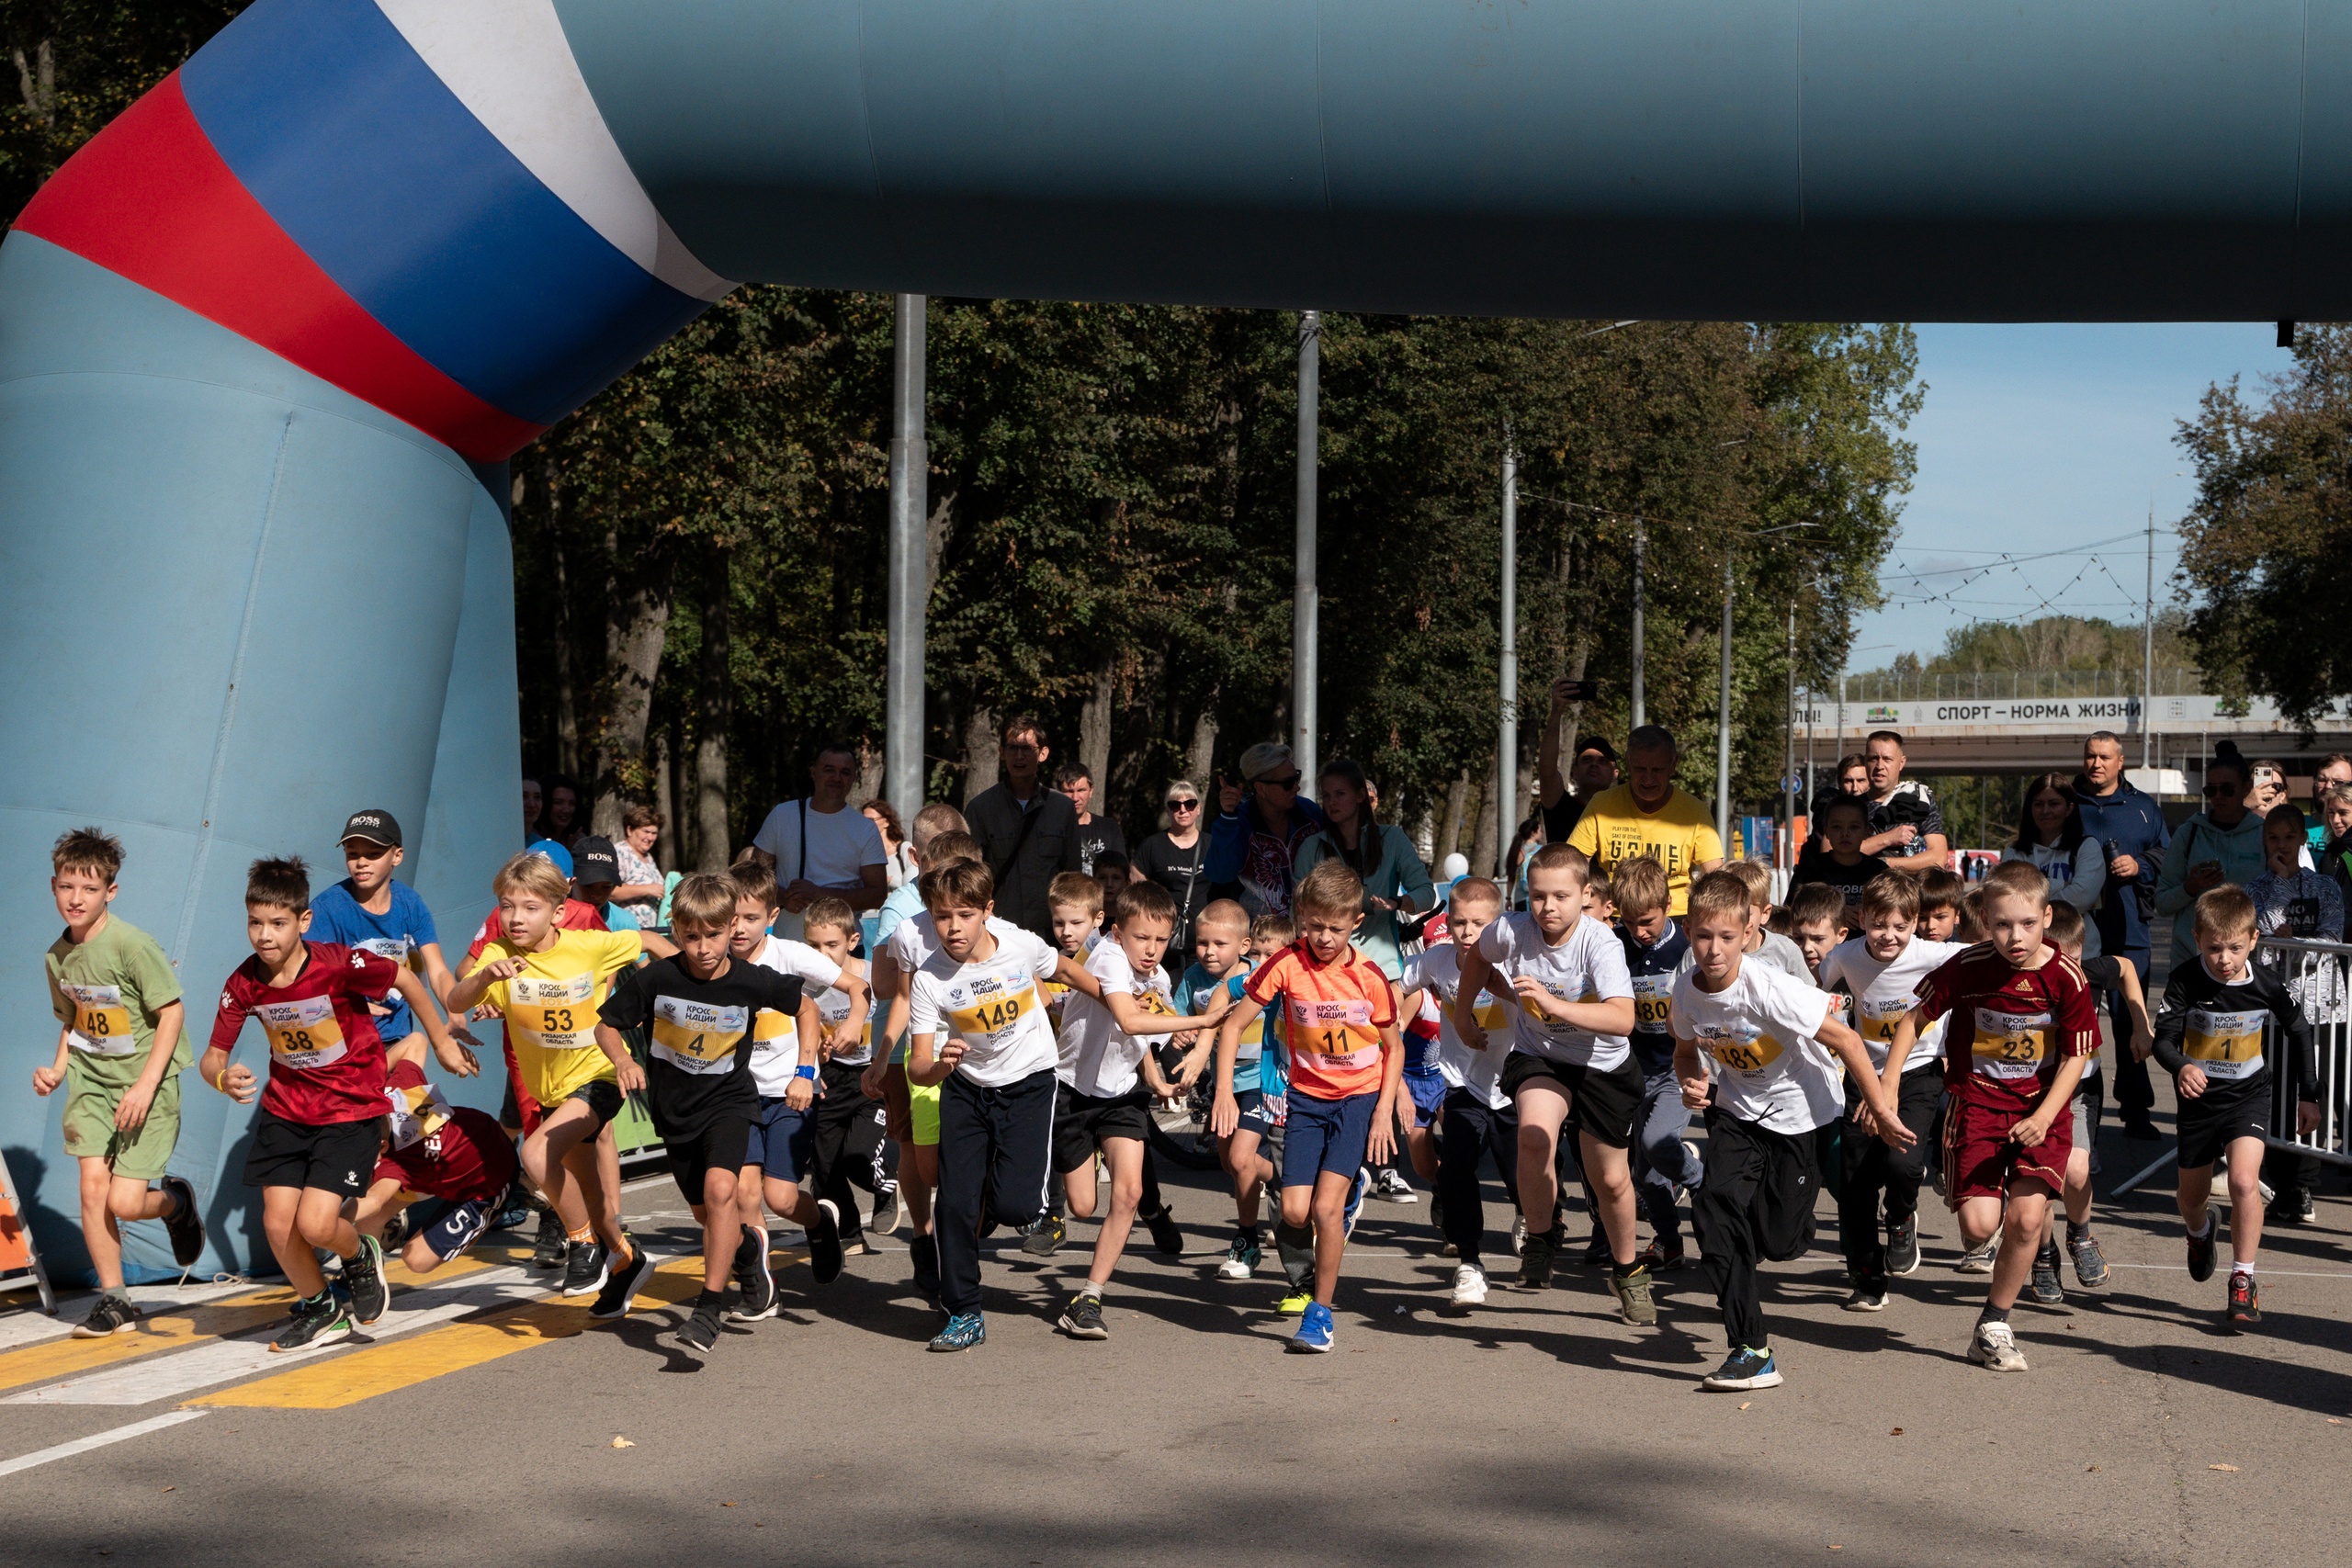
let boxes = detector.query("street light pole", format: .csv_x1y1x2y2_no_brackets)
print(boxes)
1717,554,1736,851
2142,500,2156,771
1782,601,1796,869
1498,438,1518,869
1293,310,1320,784
1629,517,1646,729
884,293,927,813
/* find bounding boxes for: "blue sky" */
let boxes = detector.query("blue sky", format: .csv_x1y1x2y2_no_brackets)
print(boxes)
1849,321,2287,671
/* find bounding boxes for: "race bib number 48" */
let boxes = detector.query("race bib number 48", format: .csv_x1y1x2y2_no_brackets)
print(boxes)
62,983,137,1055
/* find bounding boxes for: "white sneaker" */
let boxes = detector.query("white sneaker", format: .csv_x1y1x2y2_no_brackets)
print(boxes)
1374,1168,1418,1204
1955,1227,2001,1275
1449,1263,1488,1309
1510,1214,1528,1257
1968,1320,2029,1372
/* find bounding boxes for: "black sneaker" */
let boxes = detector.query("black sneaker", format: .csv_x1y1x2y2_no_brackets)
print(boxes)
871,1184,902,1236
1636,1237,1690,1273
159,1175,205,1269
271,1292,352,1352
591,1243,656,1319
344,1234,390,1325
73,1292,140,1338
1885,1213,1921,1277
1021,1213,1066,1258
729,1224,776,1321
563,1238,611,1297
1520,1227,1557,1291
532,1209,569,1269
1145,1204,1183,1258
1579,1230,1613,1268
672,1303,723,1360
2187,1221,2218,1283
1058,1291,1109,1340
1843,1274,1889,1313
2226,1272,2261,1328
2030,1240,2065,1305
380,1209,411,1254
807,1199,845,1286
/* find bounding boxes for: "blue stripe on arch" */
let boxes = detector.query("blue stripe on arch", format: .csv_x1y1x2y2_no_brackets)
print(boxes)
179,0,704,426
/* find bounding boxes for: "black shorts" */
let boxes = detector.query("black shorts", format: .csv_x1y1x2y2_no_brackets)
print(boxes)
668,1111,755,1207
1052,1081,1151,1173
2177,1078,2271,1170
243,1110,384,1195
565,1077,626,1133
1499,1051,1645,1148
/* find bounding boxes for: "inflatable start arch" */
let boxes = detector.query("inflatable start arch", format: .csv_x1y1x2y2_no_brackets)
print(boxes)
0,0,2341,1274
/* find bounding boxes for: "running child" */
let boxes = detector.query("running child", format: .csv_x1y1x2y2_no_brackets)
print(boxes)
1725,860,1813,983
1818,872,1963,1309
1210,861,1404,1351
1883,860,2100,1372
204,857,477,1350
1175,900,1273,1280
1784,883,1851,976
595,872,818,1357
2150,884,2319,1328
356,1057,520,1275
35,827,205,1336
2034,900,2150,1301
1052,880,1231,1339
1674,870,1909,1391
1917,869,1968,943
1046,872,1105,1024
797,894,888,1257
1397,875,1520,1308
1607,856,1700,1273
1453,843,1651,1325
306,809,460,1072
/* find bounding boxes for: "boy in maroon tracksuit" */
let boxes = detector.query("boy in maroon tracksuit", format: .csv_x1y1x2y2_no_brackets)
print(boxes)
359,1057,519,1275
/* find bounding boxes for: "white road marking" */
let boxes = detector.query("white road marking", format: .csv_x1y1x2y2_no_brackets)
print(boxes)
0,1409,209,1480
0,1280,266,1354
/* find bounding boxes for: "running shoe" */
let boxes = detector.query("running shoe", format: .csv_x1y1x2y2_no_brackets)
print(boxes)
2187,1220,2217,1283
1967,1320,2029,1372
1218,1228,1262,1280
730,1224,777,1321
1519,1227,1557,1291
1146,1203,1184,1258
1610,1265,1658,1326
2226,1272,2261,1328
672,1302,723,1360
2267,1190,2317,1227
591,1244,656,1320
1843,1274,1888,1313
562,1238,611,1297
1276,1286,1313,1315
1885,1213,1921,1277
1510,1214,1527,1257
2067,1230,2109,1289
72,1292,140,1338
1058,1292,1109,1340
159,1174,205,1269
1020,1213,1065,1258
1373,1168,1418,1204
271,1292,352,1353
927,1311,987,1352
1636,1237,1690,1273
1955,1229,2000,1275
1341,1168,1371,1241
870,1184,902,1235
1701,1346,1782,1391
1449,1263,1489,1310
532,1208,569,1269
1287,1301,1335,1353
344,1234,390,1326
380,1209,411,1255
808,1200,845,1286
2030,1240,2065,1305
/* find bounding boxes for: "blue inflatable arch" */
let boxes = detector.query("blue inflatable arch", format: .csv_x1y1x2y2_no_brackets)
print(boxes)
0,0,2337,1273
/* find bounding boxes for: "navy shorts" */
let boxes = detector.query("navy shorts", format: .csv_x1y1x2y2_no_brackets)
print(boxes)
1405,1068,1447,1124
1228,1087,1274,1139
1282,1090,1377,1190
419,1194,496,1262
744,1096,814,1184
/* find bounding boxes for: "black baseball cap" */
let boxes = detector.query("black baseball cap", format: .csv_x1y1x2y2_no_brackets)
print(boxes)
339,809,401,848
1575,736,1619,763
571,836,621,885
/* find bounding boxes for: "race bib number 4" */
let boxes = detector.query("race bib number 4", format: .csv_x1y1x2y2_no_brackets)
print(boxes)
1695,1022,1783,1075
650,995,751,1074
1971,1008,2050,1080
509,972,600,1050
62,983,138,1055
2184,1008,2267,1080
1286,997,1380,1069
256,994,348,1070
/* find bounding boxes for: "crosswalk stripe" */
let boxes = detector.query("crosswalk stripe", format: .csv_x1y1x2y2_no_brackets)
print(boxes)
0,1409,210,1480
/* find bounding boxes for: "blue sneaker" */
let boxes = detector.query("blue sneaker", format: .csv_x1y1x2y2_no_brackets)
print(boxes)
1342,1168,1371,1241
1287,1301,1335,1353
926,1311,987,1352
1701,1345,1783,1391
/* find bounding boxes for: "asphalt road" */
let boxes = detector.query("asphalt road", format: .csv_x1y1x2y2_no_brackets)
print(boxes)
3,1085,2347,1568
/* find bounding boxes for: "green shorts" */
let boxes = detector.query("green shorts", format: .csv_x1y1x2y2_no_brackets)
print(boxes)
882,1060,943,1149
62,1071,182,1181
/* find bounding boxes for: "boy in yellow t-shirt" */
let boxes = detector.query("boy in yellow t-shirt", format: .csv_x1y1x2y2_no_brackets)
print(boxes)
447,852,675,1300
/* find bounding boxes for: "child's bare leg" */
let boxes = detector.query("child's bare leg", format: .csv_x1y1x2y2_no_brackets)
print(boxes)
1085,1139,1146,1286
77,1157,126,1292
1064,1156,1100,1222
1514,1085,1571,1231
1580,1131,1640,1266
2062,1145,2094,1227
262,1185,327,1297
1956,1193,2005,1250
1310,1168,1353,1303
2225,1137,2265,1267
698,1168,742,1292
1987,1184,2052,1311
1224,1129,1268,1227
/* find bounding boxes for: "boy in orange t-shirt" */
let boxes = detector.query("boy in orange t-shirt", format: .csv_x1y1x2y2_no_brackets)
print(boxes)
1211,860,1404,1353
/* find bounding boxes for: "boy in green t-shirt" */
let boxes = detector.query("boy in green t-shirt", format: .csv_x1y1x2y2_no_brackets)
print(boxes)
32,828,206,1336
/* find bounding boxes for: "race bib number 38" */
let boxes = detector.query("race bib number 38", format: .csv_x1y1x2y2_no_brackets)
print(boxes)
255,994,347,1070
1971,1008,2050,1080
62,983,138,1055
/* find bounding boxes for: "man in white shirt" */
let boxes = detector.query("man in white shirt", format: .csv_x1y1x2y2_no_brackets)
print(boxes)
751,742,890,940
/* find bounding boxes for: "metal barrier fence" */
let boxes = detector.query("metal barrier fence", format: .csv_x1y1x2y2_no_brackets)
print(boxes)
2259,936,2352,1168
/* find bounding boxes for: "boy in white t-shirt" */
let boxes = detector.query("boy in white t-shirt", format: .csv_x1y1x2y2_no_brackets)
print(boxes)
907,859,1101,1351
1454,843,1648,1325
1051,881,1230,1339
1397,876,1518,1309
1818,872,1965,1310
1674,870,1911,1392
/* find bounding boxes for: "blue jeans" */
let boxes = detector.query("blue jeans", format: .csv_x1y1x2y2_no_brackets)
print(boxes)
1629,1068,1702,1243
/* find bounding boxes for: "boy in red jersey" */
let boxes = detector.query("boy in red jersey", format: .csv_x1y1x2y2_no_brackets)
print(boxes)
357,1057,519,1275
1210,859,1405,1354
203,858,477,1351
1883,860,2098,1372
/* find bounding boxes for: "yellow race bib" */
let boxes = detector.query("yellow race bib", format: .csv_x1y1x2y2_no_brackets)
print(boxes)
255,994,347,1070
949,984,1041,1045
650,995,750,1075
2183,1008,2267,1080
1971,1007,2049,1080
507,972,601,1050
62,983,137,1056
1696,1023,1784,1075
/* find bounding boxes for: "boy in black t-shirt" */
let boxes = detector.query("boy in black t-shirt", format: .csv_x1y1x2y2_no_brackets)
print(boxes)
2151,885,2319,1329
1792,796,1879,909
596,872,818,1358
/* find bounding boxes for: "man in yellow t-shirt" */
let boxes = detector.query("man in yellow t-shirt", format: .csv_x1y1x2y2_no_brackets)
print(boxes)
1566,726,1726,916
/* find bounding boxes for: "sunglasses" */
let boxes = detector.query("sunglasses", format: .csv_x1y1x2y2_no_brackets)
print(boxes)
2204,783,2241,796
1256,773,1304,792
1166,797,1201,810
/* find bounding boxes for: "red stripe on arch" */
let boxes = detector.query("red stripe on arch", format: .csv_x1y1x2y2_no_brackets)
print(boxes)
15,73,545,462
